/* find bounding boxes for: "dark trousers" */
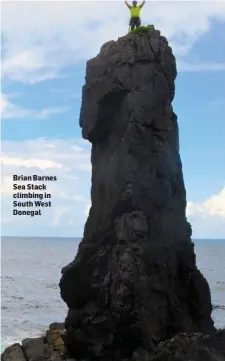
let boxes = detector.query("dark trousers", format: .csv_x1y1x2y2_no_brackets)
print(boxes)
130,17,141,30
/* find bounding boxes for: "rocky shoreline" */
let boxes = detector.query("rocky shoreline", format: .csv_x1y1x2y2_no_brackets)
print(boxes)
2,323,225,361
1,323,69,361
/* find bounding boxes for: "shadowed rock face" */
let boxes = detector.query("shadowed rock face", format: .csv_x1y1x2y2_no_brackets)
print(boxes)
59,30,215,361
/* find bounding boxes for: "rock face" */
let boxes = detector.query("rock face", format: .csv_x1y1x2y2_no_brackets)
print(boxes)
149,329,225,361
1,344,27,361
1,323,67,361
59,30,215,360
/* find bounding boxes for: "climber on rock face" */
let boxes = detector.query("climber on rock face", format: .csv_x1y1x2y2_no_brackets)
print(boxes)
125,0,145,31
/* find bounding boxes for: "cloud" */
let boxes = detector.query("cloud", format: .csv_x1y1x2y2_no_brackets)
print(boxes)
85,201,91,217
187,188,225,238
178,61,225,72
1,92,69,120
36,107,69,120
1,138,91,237
1,154,62,169
187,188,225,219
1,1,225,83
52,206,72,226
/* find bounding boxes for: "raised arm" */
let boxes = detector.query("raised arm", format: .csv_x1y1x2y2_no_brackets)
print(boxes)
125,1,131,9
140,0,145,8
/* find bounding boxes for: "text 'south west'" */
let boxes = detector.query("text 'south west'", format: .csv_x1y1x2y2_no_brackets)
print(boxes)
12,174,57,217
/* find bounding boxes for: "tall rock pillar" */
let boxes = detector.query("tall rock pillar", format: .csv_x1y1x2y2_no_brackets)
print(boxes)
60,30,214,361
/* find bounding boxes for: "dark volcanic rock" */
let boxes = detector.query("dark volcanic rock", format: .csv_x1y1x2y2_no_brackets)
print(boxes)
59,30,215,361
149,329,225,361
1,344,27,361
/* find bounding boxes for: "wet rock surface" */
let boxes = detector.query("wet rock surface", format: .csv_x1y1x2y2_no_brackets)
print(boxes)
1,323,70,361
59,29,216,361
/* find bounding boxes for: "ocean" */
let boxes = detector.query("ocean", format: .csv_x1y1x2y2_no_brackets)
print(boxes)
1,237,225,352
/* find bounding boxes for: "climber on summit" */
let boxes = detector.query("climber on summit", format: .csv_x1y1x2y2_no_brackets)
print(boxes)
125,0,145,31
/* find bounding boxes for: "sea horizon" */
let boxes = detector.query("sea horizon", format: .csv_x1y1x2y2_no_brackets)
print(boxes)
2,236,225,239
1,236,225,242
1,236,225,352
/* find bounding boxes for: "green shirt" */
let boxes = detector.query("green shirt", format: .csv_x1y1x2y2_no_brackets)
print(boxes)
130,5,141,18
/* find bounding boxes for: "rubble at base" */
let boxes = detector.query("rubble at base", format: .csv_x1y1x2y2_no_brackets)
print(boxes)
2,324,225,361
1,323,72,361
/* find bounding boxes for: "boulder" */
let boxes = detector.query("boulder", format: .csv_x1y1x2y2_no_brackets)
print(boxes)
22,337,46,361
1,343,27,361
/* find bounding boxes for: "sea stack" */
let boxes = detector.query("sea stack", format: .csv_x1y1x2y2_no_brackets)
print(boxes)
59,29,215,361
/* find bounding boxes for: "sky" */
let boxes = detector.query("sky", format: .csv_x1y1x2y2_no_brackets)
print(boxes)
1,0,225,238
